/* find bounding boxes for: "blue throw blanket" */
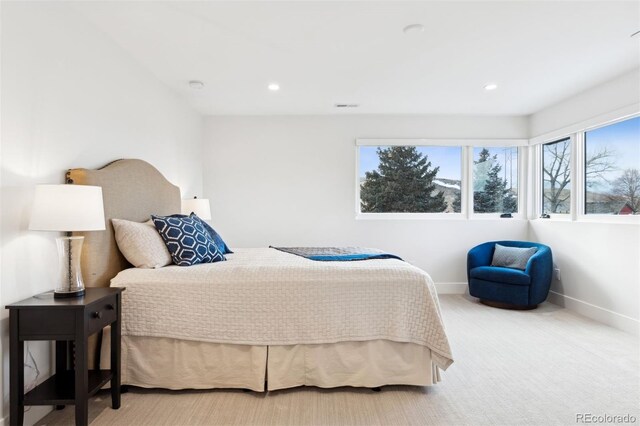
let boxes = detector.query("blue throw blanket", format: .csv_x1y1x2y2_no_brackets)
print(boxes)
270,246,403,262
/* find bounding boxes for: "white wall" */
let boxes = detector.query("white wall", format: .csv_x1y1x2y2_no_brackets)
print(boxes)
203,115,529,288
0,2,203,424
529,222,639,332
529,68,640,137
529,70,640,334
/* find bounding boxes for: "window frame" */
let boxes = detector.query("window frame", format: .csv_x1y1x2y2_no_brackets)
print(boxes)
540,136,574,217
468,146,526,220
353,110,639,223
578,114,640,222
532,111,640,224
355,138,528,220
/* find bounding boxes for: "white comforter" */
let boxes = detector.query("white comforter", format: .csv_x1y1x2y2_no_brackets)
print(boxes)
111,248,453,369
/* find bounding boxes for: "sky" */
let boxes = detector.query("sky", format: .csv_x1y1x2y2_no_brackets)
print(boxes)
359,145,518,184
359,146,462,180
585,116,640,190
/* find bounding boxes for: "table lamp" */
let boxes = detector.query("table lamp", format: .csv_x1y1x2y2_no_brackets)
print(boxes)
181,196,212,220
29,184,105,298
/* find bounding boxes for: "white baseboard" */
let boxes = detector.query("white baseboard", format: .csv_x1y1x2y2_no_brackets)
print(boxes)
548,291,639,335
435,282,468,295
1,406,52,426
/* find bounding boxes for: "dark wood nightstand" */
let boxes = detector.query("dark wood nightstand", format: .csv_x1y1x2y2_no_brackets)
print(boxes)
6,287,125,426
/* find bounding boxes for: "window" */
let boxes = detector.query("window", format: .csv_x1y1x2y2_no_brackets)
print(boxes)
584,116,640,215
473,147,518,214
358,145,462,213
542,138,571,214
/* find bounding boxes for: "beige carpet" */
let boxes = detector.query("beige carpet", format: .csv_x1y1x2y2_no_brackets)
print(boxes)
36,295,640,426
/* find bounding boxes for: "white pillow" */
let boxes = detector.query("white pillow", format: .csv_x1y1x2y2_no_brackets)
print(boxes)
112,218,172,268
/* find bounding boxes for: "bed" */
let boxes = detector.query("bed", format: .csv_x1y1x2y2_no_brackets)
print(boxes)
70,159,453,392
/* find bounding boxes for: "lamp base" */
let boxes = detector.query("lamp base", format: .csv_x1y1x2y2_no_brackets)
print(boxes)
54,288,85,299
55,236,86,298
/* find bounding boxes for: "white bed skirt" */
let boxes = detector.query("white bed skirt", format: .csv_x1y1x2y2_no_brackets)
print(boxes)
267,339,439,391
101,331,440,391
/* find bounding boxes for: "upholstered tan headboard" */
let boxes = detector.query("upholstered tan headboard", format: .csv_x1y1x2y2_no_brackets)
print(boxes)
69,159,180,288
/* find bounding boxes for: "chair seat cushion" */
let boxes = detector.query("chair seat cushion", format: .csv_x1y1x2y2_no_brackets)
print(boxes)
470,266,531,286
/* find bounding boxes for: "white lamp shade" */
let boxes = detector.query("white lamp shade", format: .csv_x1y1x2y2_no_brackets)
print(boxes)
29,184,106,232
181,198,212,220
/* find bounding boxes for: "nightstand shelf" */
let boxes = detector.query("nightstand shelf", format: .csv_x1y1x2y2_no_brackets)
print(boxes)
6,287,124,426
24,370,112,406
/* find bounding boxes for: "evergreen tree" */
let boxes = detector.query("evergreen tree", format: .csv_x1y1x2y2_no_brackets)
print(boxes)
503,183,518,213
473,148,493,191
468,148,493,212
476,162,504,212
474,149,517,213
452,190,461,212
360,146,446,213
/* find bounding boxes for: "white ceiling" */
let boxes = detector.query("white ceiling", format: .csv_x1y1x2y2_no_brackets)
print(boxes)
74,1,640,116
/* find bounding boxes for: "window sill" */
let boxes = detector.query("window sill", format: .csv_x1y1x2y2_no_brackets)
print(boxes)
469,214,526,221
532,215,572,222
355,213,638,224
355,213,528,221
355,213,466,221
532,215,639,224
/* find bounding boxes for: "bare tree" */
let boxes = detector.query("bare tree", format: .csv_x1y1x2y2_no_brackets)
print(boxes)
543,140,571,213
586,147,618,186
611,168,640,213
543,139,615,213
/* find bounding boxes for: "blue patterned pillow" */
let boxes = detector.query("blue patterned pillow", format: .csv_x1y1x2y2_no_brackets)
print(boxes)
187,213,233,254
151,215,226,266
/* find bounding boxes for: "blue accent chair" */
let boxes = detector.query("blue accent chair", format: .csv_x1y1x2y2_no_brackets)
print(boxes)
467,241,553,309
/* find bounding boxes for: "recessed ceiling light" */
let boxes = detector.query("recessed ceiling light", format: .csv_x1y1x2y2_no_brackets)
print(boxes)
188,80,205,89
335,104,359,108
631,30,640,38
268,83,280,91
403,24,424,34
484,83,498,91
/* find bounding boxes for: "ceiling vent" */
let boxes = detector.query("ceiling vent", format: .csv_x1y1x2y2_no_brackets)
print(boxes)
335,104,359,108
